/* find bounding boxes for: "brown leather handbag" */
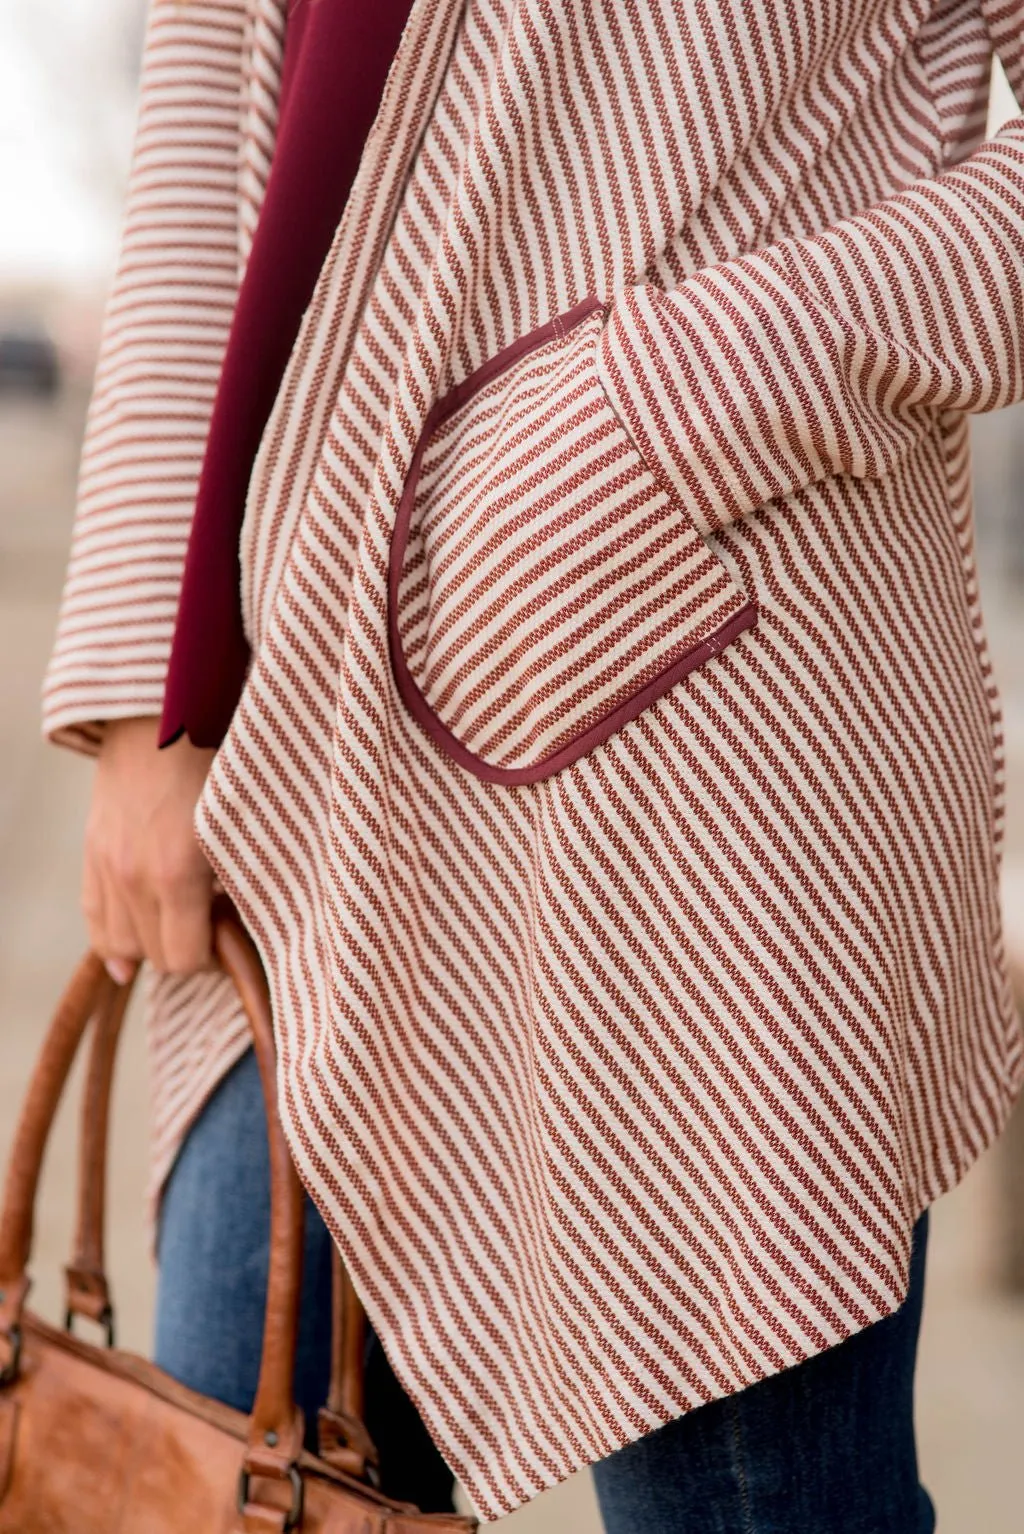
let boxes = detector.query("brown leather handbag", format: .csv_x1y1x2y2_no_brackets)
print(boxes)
0,904,477,1533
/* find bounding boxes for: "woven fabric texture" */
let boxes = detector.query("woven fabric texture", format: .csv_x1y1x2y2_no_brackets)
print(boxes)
45,0,1024,1516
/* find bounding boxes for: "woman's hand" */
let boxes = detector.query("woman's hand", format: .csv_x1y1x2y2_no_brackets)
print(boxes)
82,716,218,983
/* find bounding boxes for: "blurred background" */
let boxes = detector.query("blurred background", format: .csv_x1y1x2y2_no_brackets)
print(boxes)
0,5,1022,1528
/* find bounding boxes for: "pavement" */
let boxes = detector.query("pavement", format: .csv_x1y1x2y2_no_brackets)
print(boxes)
1,387,1022,1530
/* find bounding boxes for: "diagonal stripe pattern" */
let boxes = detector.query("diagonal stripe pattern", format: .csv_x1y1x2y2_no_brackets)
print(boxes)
45,0,1024,1517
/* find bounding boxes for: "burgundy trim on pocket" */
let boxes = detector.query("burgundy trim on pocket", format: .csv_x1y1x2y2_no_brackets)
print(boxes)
387,298,758,786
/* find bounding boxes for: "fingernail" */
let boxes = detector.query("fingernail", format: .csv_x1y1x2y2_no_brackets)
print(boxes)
105,959,134,986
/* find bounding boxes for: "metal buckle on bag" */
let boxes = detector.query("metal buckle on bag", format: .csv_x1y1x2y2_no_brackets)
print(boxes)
64,1304,116,1349
236,1464,304,1531
0,1326,22,1388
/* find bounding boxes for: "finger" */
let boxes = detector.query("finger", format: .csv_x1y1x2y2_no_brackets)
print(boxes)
95,861,146,981
81,848,110,959
83,840,134,983
159,881,214,975
103,834,168,971
125,883,168,974
106,957,137,987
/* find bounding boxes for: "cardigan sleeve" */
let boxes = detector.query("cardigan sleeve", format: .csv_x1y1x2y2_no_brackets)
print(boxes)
42,0,252,754
596,40,1024,542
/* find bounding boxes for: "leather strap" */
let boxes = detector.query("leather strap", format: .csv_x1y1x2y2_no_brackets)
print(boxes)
0,1398,18,1504
238,1506,291,1533
211,904,307,1487
385,1520,472,1534
318,1246,379,1478
0,950,110,1343
64,975,134,1338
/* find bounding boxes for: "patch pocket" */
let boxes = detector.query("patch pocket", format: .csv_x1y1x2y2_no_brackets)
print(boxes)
388,298,757,784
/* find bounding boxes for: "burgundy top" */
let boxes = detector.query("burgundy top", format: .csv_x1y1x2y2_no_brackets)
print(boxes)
160,0,413,749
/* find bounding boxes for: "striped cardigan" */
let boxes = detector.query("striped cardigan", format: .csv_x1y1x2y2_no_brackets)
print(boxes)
46,0,1024,1516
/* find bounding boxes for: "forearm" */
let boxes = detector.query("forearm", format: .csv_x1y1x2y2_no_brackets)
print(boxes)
44,0,251,752
598,113,1024,539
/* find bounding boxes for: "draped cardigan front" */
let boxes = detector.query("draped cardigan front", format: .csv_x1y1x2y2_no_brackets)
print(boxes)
46,0,1024,1516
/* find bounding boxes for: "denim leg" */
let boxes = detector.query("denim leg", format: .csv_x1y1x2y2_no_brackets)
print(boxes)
154,1049,332,1420
154,1048,455,1512
593,1215,935,1534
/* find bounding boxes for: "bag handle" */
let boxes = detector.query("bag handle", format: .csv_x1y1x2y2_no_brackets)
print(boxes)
317,1247,379,1475
59,905,377,1479
0,949,111,1352
213,907,307,1486
64,974,130,1343
0,904,376,1495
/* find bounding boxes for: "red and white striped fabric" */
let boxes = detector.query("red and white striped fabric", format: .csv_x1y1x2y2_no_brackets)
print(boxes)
46,0,1024,1517
392,298,757,779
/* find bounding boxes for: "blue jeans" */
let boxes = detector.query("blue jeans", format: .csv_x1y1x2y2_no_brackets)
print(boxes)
156,1051,934,1532
593,1216,935,1534
154,1049,456,1513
